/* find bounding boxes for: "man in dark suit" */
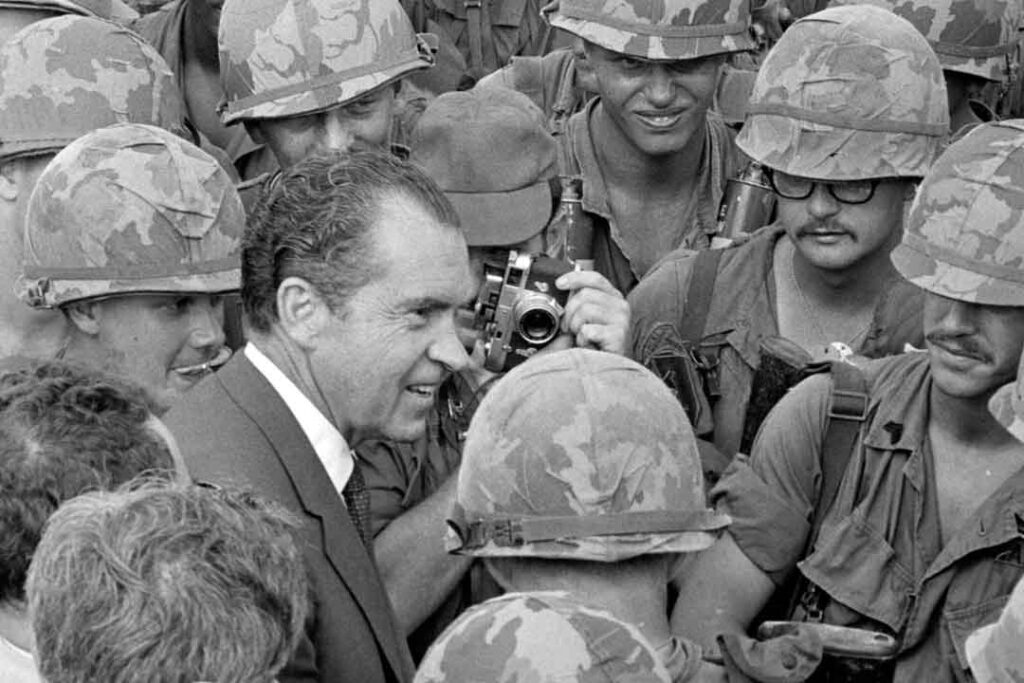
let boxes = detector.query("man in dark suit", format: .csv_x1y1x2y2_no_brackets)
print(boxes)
164,150,475,683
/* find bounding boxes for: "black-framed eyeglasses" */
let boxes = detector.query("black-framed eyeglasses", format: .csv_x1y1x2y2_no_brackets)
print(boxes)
767,168,880,205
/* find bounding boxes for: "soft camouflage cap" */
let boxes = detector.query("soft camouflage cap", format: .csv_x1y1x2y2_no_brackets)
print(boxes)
415,591,672,683
447,348,729,562
218,0,434,124
891,119,1024,306
410,88,558,247
990,350,1024,443
829,0,1020,83
545,0,755,61
20,123,243,309
966,576,1024,681
0,15,188,163
738,4,949,180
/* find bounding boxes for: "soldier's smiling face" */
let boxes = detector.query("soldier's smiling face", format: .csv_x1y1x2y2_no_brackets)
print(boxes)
585,43,722,157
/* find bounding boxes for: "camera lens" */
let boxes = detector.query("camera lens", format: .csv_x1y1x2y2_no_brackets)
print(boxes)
513,293,563,346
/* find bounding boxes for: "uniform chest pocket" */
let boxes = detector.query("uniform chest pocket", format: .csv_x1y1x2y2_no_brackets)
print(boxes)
798,511,916,633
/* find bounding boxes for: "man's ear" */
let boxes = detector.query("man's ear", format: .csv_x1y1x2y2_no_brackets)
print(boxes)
64,300,102,335
275,276,330,348
0,161,20,203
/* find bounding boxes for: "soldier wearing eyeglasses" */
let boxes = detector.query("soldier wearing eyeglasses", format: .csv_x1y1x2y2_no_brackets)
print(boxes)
627,5,948,473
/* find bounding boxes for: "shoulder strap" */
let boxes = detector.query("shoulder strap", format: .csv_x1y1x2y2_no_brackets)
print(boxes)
680,248,724,345
809,362,869,546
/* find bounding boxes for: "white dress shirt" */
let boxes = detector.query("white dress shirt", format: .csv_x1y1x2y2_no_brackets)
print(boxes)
245,343,353,498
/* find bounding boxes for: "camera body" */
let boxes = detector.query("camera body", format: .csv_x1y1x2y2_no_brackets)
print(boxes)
475,251,573,373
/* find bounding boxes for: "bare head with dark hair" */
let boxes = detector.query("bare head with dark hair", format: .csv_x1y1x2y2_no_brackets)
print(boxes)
26,482,310,683
0,360,176,608
238,149,475,446
242,149,461,334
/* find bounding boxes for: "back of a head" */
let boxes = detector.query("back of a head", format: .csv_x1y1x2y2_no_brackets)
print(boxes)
415,591,672,683
737,4,949,180
19,123,243,310
828,0,1020,84
546,0,755,60
217,0,434,125
0,360,173,607
0,14,187,165
241,148,459,334
891,119,1024,307
410,87,558,248
26,482,309,683
447,348,729,562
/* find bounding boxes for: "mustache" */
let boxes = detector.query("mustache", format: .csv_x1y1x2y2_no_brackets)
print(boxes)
925,332,991,362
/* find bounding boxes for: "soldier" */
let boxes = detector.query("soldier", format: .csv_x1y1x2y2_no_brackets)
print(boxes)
368,87,631,660
18,123,242,415
0,14,192,361
539,0,755,294
0,0,134,45
672,119,1024,682
629,5,947,474
444,348,731,679
217,0,435,182
415,591,674,683
831,0,1021,134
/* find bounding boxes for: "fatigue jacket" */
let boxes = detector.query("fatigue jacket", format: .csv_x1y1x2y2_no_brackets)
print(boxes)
715,353,1024,683
556,99,738,295
629,225,924,462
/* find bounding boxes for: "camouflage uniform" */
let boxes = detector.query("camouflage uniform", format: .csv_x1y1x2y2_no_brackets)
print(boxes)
547,0,753,293
630,5,944,465
711,120,1024,683
19,123,242,309
415,591,673,683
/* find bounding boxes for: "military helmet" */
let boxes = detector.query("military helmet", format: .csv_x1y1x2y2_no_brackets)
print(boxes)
738,4,949,180
218,0,434,125
415,591,672,683
545,0,755,61
19,123,243,309
0,15,188,163
446,348,730,562
891,119,1024,306
829,0,1020,83
0,0,137,23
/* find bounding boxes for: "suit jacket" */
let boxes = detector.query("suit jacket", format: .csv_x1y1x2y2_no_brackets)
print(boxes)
164,353,414,683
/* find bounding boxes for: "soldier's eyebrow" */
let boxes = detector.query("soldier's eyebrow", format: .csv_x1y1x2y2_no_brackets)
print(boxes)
400,296,458,313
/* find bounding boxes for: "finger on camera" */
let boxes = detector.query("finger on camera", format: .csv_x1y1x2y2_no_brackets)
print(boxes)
575,324,626,355
564,299,628,334
555,270,620,296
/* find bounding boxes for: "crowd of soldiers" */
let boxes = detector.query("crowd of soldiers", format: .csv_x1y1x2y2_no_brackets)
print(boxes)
0,0,1023,681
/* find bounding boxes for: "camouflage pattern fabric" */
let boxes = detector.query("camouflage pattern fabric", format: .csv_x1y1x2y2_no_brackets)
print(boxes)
829,0,1020,83
990,350,1024,443
218,0,435,124
966,576,1024,682
447,348,730,561
0,0,138,22
737,4,949,180
891,119,1024,306
0,14,188,163
545,0,755,60
19,123,243,309
415,591,673,683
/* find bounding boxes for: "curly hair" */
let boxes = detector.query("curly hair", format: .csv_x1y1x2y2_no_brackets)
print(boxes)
0,360,174,604
241,149,461,333
27,482,310,683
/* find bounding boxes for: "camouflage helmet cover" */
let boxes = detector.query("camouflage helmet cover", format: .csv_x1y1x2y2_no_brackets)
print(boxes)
966,574,1024,680
218,0,435,124
545,0,755,61
0,15,188,163
415,591,673,683
737,4,949,180
829,0,1020,83
447,348,730,562
892,119,1024,306
20,123,243,309
0,0,136,18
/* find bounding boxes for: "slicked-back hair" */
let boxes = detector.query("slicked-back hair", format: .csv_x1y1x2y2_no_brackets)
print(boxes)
0,360,174,605
27,482,310,683
242,149,461,334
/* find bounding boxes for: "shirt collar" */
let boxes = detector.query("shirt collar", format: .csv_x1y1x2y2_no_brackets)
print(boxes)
244,343,353,493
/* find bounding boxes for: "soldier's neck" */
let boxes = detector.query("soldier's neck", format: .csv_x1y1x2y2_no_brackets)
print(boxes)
184,1,220,69
591,102,702,196
929,382,1020,448
0,601,32,653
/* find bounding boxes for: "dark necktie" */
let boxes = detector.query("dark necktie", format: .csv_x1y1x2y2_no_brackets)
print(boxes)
342,460,372,550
